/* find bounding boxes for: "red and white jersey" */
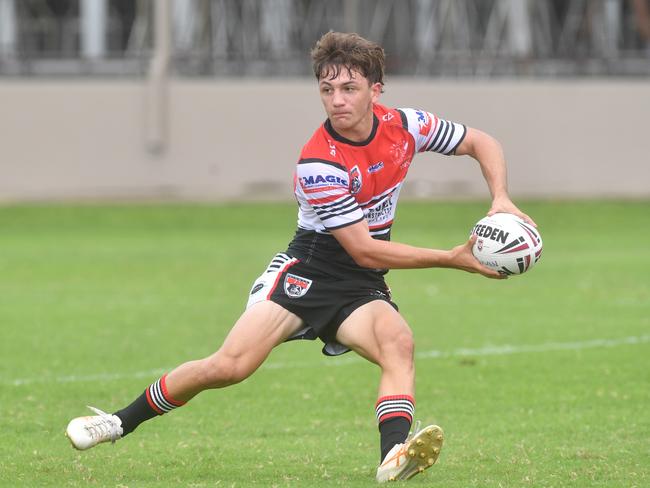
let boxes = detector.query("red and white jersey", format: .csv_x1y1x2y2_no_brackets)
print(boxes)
288,103,466,276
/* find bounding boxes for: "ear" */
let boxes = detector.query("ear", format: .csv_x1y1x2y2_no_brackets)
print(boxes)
370,82,382,103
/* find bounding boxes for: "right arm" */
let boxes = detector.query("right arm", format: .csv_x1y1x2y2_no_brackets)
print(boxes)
294,145,501,278
330,220,503,279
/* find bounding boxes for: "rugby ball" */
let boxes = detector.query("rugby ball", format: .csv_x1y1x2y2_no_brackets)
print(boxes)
470,213,542,276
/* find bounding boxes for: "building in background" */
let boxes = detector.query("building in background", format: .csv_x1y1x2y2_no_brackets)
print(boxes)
1,0,649,78
0,1,648,202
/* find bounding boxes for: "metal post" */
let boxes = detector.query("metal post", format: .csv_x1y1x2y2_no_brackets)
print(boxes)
146,0,170,154
0,0,16,59
344,0,360,34
415,0,436,55
80,0,107,59
508,0,532,57
261,0,292,55
173,0,196,53
603,0,621,56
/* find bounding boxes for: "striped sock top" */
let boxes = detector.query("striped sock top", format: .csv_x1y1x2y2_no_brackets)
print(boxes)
375,394,415,424
145,374,186,415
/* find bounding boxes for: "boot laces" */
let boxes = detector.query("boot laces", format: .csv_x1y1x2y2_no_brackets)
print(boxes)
84,406,121,443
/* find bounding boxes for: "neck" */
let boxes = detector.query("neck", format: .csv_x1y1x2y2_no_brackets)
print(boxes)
332,110,375,142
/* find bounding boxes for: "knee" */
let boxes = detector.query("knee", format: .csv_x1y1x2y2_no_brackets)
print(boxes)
396,329,415,361
196,352,248,388
382,328,415,363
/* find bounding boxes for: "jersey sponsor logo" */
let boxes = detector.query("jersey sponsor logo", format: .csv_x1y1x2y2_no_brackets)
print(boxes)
415,110,432,136
365,195,395,224
349,165,362,194
368,161,384,174
382,112,394,122
300,174,348,188
284,273,312,298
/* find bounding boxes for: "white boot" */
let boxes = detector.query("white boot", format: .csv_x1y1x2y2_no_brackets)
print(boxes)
66,406,123,450
376,423,444,482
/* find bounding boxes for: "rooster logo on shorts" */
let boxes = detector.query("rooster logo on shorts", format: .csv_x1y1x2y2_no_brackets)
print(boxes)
284,273,313,298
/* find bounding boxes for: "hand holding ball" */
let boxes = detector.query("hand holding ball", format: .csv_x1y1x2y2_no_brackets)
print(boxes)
470,213,543,276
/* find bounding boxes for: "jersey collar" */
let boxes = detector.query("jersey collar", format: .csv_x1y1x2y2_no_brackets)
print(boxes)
324,114,379,147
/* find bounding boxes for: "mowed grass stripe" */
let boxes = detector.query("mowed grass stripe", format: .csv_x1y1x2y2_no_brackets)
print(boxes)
4,333,650,387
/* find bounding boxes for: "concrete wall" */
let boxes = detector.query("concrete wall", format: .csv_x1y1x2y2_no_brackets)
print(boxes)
0,78,648,202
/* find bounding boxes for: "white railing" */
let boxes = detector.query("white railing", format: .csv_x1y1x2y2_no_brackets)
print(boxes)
0,0,648,77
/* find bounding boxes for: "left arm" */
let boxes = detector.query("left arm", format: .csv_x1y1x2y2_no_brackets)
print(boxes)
454,127,537,227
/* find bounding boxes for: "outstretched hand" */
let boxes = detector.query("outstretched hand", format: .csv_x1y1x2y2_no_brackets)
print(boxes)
448,236,506,280
487,196,537,227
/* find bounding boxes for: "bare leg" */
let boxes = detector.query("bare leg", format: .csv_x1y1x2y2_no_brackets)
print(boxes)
65,301,304,449
337,300,443,481
165,301,304,402
335,300,415,398
335,300,417,464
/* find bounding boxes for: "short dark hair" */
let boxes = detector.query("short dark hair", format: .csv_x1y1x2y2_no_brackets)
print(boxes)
311,31,385,87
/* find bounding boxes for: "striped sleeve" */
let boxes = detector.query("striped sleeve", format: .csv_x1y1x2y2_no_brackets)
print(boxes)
398,107,467,155
295,159,364,230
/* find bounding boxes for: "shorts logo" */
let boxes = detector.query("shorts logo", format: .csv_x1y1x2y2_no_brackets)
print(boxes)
284,273,312,298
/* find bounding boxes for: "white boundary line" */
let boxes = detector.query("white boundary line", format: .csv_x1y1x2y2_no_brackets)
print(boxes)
5,334,650,387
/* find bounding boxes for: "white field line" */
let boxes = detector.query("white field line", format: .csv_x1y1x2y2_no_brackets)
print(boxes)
4,334,650,387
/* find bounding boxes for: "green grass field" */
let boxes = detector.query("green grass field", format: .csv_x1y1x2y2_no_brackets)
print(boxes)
1,201,648,487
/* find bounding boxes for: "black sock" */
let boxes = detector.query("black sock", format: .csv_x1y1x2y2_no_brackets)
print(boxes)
376,395,415,462
114,374,186,436
379,416,411,461
114,391,158,436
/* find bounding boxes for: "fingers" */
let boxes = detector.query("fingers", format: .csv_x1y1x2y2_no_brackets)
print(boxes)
486,206,537,228
465,236,507,279
475,263,507,279
520,213,537,228
469,261,506,280
473,258,506,279
482,267,507,280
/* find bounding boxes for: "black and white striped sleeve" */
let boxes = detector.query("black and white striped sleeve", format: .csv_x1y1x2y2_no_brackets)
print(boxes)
398,107,467,155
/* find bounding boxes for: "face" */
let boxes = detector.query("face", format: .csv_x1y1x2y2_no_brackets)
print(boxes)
318,67,382,142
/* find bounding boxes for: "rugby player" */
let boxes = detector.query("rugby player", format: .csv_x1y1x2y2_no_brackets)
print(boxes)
66,31,536,483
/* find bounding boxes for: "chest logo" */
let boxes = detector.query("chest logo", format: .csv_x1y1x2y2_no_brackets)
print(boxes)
368,161,384,174
284,273,312,298
390,140,411,169
349,165,362,194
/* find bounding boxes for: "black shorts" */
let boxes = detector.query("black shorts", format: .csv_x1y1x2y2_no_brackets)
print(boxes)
246,252,398,356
